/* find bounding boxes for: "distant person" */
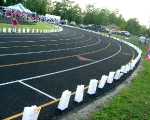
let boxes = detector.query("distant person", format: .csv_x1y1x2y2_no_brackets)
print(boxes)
108,29,112,37
145,34,148,39
148,49,150,58
11,18,19,33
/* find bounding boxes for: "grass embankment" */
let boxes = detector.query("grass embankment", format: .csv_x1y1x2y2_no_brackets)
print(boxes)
0,17,57,30
0,22,57,29
90,34,150,120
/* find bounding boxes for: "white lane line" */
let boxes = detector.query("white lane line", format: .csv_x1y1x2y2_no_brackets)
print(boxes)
19,81,56,100
0,40,101,57
0,34,84,43
0,40,121,86
0,31,84,43
0,81,19,86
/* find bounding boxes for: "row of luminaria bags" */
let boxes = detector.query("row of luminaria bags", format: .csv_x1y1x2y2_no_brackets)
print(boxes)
0,27,63,33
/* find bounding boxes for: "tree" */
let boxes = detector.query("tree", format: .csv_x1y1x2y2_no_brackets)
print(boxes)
47,0,54,13
5,0,24,6
0,0,5,6
67,4,82,24
126,18,141,35
49,0,83,24
108,9,119,24
26,0,48,14
140,25,148,36
116,14,127,30
97,8,109,24
50,1,64,16
83,4,97,24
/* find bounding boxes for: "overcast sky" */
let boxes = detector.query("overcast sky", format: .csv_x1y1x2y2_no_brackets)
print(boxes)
55,0,150,28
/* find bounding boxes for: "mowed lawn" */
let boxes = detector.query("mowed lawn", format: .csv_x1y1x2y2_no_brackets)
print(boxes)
0,16,58,30
90,35,150,120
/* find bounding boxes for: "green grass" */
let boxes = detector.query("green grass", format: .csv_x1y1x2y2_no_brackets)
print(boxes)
0,22,57,29
90,34,150,120
0,19,58,31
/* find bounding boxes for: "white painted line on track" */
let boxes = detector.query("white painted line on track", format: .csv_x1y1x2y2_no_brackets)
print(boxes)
0,81,19,86
0,39,101,57
0,33,84,43
19,81,56,100
0,40,121,86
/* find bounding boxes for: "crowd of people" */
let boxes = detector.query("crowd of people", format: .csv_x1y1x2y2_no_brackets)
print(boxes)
5,9,39,20
0,6,62,33
3,9,40,33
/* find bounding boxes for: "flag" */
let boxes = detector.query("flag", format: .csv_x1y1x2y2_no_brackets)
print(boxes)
146,46,150,60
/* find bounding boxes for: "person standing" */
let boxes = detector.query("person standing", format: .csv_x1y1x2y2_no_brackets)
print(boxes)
108,29,112,38
11,18,19,33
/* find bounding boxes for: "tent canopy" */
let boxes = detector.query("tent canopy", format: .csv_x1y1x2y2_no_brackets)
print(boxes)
5,3,32,13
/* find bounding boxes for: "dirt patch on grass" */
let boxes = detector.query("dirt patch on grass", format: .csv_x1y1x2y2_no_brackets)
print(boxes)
60,58,143,120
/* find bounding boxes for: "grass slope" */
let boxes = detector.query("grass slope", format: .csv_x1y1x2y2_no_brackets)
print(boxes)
0,16,57,29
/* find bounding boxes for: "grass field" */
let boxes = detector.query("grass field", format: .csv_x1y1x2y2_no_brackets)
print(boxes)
0,16,57,30
90,34,150,120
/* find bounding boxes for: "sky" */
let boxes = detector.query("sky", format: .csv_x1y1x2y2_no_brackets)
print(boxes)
55,0,150,28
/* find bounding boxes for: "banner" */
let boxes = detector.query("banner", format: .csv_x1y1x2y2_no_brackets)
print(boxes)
146,46,150,60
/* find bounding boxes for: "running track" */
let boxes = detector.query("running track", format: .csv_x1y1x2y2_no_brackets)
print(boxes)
0,26,138,120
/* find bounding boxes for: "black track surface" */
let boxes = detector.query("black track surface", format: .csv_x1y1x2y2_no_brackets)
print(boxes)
0,26,139,120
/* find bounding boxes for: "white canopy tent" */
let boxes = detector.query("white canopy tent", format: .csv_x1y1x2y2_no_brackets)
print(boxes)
5,3,32,13
45,14,61,21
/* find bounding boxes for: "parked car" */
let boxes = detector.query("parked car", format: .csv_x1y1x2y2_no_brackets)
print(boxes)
70,21,76,26
111,29,117,34
86,24,101,32
79,24,85,28
101,27,110,32
125,32,130,37
117,30,122,35
105,28,110,32
120,31,130,37
59,20,66,25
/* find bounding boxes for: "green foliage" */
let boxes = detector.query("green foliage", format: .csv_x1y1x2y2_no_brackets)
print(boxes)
26,0,48,14
140,25,148,36
4,0,24,6
126,18,141,35
0,0,5,6
97,8,109,24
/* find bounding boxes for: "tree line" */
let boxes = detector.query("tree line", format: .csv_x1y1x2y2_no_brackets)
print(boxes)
1,0,149,36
